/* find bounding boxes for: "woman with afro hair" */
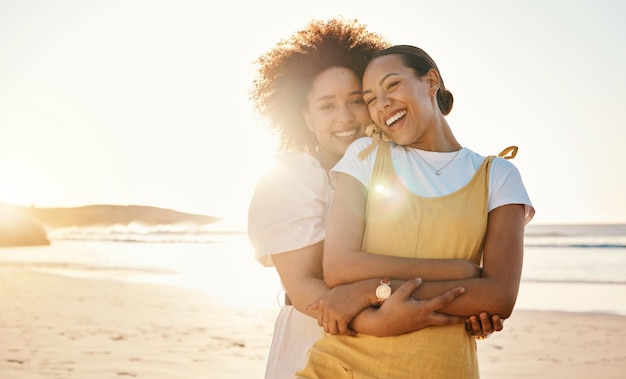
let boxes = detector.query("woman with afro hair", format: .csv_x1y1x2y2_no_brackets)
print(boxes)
247,18,501,378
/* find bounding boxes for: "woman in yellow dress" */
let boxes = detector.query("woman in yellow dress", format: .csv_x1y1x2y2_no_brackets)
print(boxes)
297,45,535,378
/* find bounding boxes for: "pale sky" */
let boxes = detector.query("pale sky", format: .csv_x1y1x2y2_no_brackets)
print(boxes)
1,0,625,227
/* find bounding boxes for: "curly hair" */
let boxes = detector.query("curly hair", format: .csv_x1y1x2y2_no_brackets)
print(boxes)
250,17,390,153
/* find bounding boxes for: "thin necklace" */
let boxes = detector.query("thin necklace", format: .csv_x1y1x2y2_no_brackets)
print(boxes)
414,147,462,175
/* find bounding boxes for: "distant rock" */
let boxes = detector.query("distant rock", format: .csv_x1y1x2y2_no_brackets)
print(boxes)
0,204,50,247
20,204,220,228
0,203,220,247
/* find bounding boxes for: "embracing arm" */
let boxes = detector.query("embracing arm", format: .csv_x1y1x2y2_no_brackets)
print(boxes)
322,172,524,322
248,153,483,337
408,204,526,318
323,173,480,288
329,203,524,320
274,242,472,337
316,278,502,337
272,241,384,335
270,241,328,318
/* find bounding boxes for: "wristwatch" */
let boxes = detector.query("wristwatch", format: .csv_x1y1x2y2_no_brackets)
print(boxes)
376,278,392,304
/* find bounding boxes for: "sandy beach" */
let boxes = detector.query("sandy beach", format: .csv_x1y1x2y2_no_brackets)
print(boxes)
2,266,625,379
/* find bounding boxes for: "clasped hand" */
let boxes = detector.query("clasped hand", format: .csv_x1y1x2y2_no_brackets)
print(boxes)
308,278,503,338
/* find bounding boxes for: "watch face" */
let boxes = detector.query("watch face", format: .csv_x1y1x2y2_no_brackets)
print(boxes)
376,284,392,300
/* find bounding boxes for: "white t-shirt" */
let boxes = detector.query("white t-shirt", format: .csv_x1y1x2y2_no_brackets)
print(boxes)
332,137,534,221
248,152,332,267
247,152,328,379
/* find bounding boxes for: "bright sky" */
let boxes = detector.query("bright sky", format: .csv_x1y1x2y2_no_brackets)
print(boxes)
1,0,624,227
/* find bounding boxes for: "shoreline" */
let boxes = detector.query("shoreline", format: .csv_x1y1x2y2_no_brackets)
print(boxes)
2,267,626,378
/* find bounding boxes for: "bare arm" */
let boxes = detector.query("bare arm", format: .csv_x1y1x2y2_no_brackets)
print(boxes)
343,279,467,337
252,154,502,337
272,241,384,336
272,242,475,337
408,204,526,318
323,173,480,288
263,165,469,325
270,241,329,318
316,278,502,338
323,172,525,319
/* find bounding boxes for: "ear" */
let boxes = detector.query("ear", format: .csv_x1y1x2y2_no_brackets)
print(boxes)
303,108,314,132
425,69,440,96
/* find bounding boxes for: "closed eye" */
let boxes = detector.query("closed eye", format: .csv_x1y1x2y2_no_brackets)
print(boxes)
385,81,399,91
351,98,366,106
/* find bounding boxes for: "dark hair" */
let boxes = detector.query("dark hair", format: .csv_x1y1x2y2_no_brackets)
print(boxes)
372,45,454,115
250,18,390,152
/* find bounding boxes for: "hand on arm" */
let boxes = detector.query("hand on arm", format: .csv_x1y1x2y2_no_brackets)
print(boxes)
465,312,505,340
305,278,379,335
272,241,379,336
313,277,504,338
348,278,467,337
323,173,522,328
273,240,471,337
323,173,481,288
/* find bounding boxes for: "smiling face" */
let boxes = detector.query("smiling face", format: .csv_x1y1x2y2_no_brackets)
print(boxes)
362,54,441,148
303,66,370,164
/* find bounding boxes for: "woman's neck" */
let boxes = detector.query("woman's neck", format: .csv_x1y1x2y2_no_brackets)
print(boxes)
313,150,339,173
407,118,461,152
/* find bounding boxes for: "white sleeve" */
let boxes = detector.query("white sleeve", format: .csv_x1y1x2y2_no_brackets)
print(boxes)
489,158,536,224
247,153,329,267
330,137,377,187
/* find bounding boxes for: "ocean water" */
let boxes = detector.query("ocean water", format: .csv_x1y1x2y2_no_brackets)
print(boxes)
1,223,625,315
516,223,626,315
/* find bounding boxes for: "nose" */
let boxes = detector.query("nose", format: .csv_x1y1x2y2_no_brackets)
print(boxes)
377,94,391,112
338,104,356,122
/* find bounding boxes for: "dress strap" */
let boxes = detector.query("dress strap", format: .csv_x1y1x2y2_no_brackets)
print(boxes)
498,146,518,160
358,123,390,160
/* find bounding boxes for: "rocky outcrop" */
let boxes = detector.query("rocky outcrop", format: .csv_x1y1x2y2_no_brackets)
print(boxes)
21,204,220,228
0,204,219,247
0,205,50,247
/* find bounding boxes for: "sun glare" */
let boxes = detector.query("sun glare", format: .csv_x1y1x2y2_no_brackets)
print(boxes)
0,183,32,207
374,184,392,197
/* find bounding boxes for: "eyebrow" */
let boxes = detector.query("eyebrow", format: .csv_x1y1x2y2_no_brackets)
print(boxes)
363,73,399,96
314,90,363,103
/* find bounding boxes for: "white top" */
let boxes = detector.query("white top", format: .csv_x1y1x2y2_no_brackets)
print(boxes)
333,137,535,221
248,152,332,267
247,152,328,379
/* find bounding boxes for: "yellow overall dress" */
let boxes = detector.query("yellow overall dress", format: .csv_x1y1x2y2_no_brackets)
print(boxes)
297,141,496,379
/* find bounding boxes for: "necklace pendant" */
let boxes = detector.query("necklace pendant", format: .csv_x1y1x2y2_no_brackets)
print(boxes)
414,146,462,177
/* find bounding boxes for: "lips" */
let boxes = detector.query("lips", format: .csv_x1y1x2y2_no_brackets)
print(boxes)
385,110,407,127
333,128,359,140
